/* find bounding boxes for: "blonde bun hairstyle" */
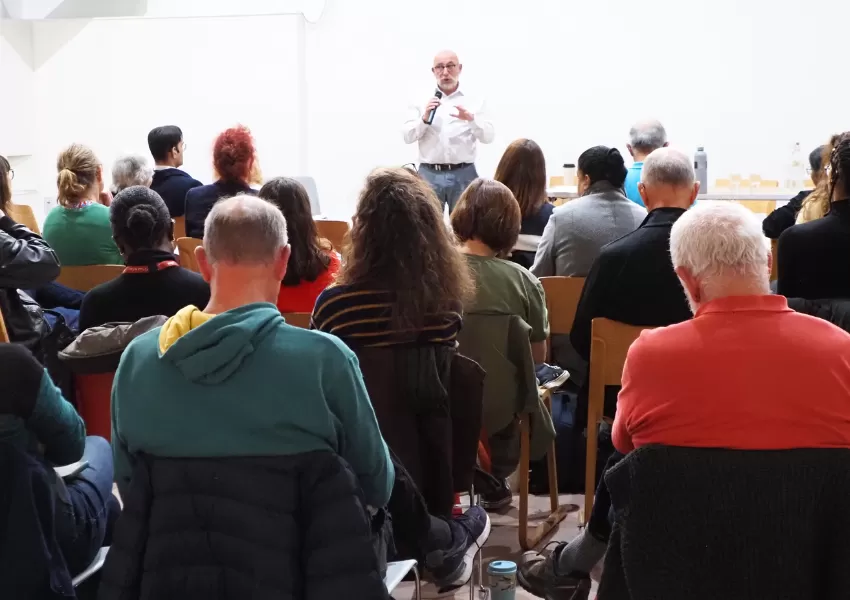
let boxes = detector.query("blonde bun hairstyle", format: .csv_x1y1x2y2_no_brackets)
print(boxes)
57,144,100,206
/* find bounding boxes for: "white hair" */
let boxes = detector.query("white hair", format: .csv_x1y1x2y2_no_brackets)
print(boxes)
629,119,667,153
670,202,770,283
204,194,288,265
112,154,153,193
641,147,694,187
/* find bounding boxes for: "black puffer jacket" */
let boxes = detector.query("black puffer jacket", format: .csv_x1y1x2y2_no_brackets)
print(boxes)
787,297,850,334
98,451,389,600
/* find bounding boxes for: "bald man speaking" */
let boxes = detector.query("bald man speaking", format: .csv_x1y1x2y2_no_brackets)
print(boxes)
403,50,495,213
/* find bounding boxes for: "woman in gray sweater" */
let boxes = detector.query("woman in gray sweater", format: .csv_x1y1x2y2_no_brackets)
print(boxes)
531,146,646,277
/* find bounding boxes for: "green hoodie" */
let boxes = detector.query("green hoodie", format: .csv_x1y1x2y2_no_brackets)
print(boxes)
111,303,394,507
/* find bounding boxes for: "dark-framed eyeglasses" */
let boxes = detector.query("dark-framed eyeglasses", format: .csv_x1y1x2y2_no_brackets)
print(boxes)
432,63,458,73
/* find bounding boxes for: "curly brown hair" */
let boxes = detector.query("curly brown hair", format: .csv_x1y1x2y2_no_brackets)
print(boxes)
339,167,473,329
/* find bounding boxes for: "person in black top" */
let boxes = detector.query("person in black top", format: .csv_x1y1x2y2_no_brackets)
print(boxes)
78,186,210,330
494,138,555,269
777,132,850,300
184,125,259,238
148,126,203,218
762,144,827,238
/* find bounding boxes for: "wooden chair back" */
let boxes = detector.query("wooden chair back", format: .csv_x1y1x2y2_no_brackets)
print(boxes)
0,308,9,343
759,180,780,188
314,220,350,252
549,175,565,188
7,203,40,234
736,200,776,215
56,265,124,292
770,238,779,282
540,276,585,335
282,312,311,329
173,216,186,240
176,237,202,273
584,318,652,522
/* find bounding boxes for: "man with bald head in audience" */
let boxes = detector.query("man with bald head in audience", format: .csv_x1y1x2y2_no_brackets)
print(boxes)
403,49,495,213
624,119,668,205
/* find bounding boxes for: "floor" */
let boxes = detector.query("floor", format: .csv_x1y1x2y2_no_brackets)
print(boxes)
391,493,598,599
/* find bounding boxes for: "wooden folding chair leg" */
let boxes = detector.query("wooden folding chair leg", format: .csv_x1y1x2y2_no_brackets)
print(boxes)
545,393,559,514
583,401,599,526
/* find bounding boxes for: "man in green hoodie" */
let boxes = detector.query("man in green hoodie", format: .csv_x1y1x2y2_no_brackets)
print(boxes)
111,194,394,507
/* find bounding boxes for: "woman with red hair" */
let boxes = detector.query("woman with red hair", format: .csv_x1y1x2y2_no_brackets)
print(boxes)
184,125,261,238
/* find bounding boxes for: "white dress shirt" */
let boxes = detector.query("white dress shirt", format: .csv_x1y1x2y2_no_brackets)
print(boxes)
402,88,495,165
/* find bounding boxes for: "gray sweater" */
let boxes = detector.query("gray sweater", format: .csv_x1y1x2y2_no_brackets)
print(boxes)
531,182,647,277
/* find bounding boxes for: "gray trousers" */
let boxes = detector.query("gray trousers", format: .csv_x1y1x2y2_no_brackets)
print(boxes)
419,163,478,214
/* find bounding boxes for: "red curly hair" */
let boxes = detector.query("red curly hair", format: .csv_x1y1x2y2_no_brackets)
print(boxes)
213,125,257,183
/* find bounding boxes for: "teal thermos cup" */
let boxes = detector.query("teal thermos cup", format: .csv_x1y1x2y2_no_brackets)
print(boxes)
486,560,517,600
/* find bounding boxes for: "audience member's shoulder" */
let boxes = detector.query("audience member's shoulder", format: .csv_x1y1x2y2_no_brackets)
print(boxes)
786,308,850,344
495,256,541,283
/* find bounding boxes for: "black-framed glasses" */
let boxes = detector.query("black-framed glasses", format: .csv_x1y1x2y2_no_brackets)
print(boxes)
432,62,458,73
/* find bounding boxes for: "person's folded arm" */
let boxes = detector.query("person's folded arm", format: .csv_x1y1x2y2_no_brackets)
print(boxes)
524,274,550,363
0,344,85,465
0,216,60,289
530,214,557,277
612,341,645,454
111,360,136,499
762,191,806,239
327,352,394,507
776,228,805,298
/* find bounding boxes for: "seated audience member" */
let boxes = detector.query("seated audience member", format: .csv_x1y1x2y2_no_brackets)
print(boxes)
764,141,830,237
568,148,696,411
148,125,202,218
624,119,668,206
778,132,850,299
78,187,210,330
531,146,646,277
494,138,554,269
258,177,340,313
520,201,850,600
43,144,123,266
0,344,120,578
313,169,490,587
184,125,260,238
110,154,153,196
0,155,62,351
451,178,553,509
313,168,470,348
113,194,486,590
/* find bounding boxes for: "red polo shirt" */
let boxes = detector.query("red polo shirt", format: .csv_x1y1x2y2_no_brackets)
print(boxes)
613,295,850,453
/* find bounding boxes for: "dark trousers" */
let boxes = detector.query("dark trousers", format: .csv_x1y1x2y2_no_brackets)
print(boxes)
27,282,84,332
588,450,625,542
419,163,478,214
55,436,121,575
388,452,452,563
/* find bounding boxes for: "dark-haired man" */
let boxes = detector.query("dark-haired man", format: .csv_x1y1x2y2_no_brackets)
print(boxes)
148,125,202,218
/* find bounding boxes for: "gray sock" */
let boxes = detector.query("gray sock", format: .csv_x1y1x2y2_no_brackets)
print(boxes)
555,528,607,575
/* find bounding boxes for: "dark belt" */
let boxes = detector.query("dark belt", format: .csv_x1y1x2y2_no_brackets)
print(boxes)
420,162,472,172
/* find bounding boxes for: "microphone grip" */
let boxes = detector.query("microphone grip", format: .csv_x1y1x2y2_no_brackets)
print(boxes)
425,90,443,125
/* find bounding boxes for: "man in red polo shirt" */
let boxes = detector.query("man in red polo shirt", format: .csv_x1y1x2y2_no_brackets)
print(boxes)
614,201,850,454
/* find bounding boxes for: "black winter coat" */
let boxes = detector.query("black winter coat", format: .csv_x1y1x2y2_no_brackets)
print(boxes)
149,168,202,218
787,297,850,333
98,451,389,600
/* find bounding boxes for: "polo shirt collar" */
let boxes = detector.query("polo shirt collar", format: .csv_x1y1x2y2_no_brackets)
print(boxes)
695,294,791,318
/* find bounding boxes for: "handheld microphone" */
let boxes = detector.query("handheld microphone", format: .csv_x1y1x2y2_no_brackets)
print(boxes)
425,89,443,125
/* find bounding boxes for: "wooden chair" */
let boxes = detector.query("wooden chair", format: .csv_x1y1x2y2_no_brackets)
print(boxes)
714,178,731,189
173,216,186,240
0,308,9,343
804,178,815,188
771,238,779,282
759,179,780,188
736,200,776,214
584,318,652,523
176,237,202,273
7,203,40,234
314,220,350,252
549,175,565,188
282,312,311,329
56,265,124,292
540,276,586,341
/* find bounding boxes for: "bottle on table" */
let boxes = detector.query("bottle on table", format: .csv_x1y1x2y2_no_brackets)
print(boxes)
786,142,804,189
563,163,577,186
694,147,708,195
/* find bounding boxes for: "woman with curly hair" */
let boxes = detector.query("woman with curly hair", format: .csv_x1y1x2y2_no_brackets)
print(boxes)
184,125,260,238
312,167,472,346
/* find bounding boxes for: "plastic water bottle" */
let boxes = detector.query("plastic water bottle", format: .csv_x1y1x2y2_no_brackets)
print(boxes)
694,147,708,195
786,142,804,189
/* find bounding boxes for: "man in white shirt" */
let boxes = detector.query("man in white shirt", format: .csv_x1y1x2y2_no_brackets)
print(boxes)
402,50,495,213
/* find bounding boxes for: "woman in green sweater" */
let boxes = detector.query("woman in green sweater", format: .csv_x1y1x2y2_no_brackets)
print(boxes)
43,144,123,266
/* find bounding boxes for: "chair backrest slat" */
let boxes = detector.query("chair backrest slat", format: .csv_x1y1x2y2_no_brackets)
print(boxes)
56,265,125,292
540,276,585,335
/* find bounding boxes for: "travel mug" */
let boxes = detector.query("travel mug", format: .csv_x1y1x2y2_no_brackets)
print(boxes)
486,560,517,600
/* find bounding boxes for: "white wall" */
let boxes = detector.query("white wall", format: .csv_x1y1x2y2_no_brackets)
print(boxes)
7,0,850,221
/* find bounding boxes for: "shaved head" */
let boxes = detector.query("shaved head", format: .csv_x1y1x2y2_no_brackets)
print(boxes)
431,49,462,93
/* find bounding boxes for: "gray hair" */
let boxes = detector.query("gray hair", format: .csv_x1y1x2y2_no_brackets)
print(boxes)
204,194,288,265
629,119,667,153
112,154,153,193
641,147,694,188
670,202,769,283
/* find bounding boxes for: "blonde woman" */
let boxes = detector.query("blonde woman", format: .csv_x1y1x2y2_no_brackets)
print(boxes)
43,144,123,266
